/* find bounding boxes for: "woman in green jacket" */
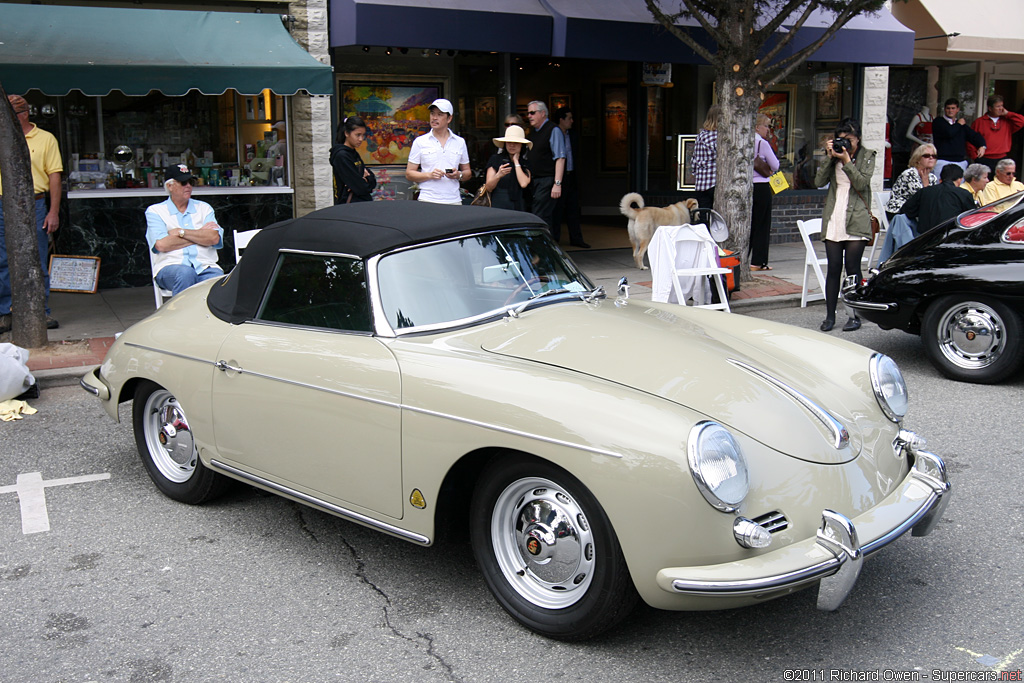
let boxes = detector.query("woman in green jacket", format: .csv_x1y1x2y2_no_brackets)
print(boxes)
814,118,877,332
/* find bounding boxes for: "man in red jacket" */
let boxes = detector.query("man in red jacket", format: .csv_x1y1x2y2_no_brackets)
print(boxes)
969,95,1024,176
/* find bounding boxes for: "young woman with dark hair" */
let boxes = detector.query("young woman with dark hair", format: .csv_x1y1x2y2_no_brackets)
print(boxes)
329,116,377,203
814,117,877,332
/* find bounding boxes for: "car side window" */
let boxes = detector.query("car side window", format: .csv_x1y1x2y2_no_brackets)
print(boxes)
256,253,372,333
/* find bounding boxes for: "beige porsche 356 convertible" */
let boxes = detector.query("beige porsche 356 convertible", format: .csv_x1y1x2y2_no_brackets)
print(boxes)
82,202,950,640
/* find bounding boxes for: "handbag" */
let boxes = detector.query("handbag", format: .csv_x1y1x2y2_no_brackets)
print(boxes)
470,184,492,207
851,185,880,246
753,138,773,177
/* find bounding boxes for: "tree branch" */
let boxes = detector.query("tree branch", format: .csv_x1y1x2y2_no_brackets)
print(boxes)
762,3,871,88
645,0,719,65
755,0,820,73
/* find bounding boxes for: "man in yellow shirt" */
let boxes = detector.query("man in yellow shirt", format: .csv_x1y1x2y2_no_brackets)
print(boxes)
0,94,63,333
978,158,1024,206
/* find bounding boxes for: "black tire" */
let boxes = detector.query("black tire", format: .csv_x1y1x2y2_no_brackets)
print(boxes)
132,380,230,504
470,455,638,640
921,295,1024,384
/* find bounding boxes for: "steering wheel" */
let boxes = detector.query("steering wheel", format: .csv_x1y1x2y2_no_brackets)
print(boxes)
504,276,550,306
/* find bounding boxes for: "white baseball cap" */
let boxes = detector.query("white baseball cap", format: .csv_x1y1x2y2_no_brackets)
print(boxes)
429,98,454,116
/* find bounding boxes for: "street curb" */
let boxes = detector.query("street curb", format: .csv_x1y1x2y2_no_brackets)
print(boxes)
34,365,97,390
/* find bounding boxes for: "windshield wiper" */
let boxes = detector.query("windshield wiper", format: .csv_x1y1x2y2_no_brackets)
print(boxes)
509,288,576,317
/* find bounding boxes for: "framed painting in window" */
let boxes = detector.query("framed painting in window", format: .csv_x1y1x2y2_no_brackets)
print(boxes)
337,75,445,166
676,134,697,191
549,93,572,113
602,84,628,172
758,84,797,182
474,97,496,129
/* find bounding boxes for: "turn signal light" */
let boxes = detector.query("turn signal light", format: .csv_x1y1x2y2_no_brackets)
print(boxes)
733,517,773,549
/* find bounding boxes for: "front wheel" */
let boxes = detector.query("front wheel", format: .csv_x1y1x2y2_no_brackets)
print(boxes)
470,456,638,640
921,295,1024,383
132,380,229,504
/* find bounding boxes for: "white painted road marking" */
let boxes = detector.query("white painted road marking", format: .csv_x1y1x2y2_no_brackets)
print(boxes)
0,472,111,534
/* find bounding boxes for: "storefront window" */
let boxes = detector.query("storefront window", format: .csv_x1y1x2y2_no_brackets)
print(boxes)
52,89,290,191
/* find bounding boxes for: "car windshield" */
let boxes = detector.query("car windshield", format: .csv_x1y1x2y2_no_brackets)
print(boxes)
376,229,593,331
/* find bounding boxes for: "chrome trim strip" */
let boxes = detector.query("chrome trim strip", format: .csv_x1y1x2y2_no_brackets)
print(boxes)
218,365,402,410
210,460,430,545
278,248,361,259
79,376,99,396
403,404,624,459
124,342,219,366
728,359,849,450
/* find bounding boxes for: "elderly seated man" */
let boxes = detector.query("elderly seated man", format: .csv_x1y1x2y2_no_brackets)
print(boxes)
146,164,224,296
978,158,1024,206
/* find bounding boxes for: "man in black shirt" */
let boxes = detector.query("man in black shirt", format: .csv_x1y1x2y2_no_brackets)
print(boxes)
526,101,565,239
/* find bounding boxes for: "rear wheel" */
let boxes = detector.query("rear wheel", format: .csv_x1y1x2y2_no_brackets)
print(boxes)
470,456,638,640
921,295,1024,383
132,380,229,504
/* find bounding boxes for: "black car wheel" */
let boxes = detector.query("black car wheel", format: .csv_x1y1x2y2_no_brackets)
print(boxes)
132,380,230,504
922,295,1024,383
470,455,638,640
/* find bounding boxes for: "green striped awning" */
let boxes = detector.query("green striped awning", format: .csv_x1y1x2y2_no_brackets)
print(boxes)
0,4,333,96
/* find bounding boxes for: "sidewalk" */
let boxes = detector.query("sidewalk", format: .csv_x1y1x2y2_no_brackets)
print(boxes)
6,239,823,386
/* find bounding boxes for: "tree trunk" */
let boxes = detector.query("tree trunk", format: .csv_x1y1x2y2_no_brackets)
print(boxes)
713,72,760,284
0,82,48,348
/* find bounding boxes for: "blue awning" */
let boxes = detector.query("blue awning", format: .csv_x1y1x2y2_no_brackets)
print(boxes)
0,4,334,96
331,0,914,65
329,0,554,55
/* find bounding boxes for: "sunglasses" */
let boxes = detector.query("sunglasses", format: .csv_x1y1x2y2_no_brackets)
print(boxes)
921,154,937,159
527,111,539,116
178,178,195,186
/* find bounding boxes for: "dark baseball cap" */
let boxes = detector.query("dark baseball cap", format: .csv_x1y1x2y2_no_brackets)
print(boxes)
165,164,194,184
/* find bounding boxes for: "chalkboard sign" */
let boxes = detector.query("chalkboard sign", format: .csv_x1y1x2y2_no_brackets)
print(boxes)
49,255,101,293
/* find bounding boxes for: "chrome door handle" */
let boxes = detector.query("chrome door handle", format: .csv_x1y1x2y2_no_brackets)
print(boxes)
215,360,242,373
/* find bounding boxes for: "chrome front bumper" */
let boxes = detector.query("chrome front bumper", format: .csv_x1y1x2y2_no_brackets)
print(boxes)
841,274,897,312
657,447,951,611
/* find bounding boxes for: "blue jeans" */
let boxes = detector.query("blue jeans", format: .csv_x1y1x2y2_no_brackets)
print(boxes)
876,214,918,265
0,197,51,315
155,264,224,296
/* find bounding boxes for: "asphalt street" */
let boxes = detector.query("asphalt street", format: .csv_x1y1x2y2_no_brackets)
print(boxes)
1,305,1022,682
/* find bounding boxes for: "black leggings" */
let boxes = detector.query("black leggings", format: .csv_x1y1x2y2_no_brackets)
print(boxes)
823,239,867,321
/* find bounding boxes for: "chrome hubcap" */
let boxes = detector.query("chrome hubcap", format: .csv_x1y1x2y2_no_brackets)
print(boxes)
143,389,197,483
936,301,1005,370
491,477,595,609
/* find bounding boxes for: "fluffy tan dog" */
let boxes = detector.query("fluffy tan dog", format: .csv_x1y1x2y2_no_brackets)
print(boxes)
619,193,700,269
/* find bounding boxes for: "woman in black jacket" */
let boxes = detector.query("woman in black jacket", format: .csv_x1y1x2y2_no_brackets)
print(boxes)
329,116,376,203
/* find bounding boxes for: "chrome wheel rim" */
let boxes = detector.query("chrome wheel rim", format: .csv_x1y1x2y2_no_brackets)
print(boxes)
142,389,197,483
491,476,596,609
936,301,1006,370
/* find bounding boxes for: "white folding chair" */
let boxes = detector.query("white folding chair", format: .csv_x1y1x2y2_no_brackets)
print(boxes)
797,218,827,308
148,250,173,309
868,191,891,268
233,228,261,263
650,224,731,312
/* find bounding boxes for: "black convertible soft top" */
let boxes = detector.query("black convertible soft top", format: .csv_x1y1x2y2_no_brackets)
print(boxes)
207,201,547,324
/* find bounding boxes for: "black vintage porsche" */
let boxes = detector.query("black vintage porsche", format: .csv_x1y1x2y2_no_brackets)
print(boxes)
843,191,1024,384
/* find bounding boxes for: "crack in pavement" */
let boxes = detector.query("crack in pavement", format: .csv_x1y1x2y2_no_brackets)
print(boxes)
291,502,461,682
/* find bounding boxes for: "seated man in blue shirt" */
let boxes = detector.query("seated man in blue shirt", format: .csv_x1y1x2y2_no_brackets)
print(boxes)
145,165,224,296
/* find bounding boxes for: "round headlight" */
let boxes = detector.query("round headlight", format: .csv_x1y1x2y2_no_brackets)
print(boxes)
870,353,908,422
687,421,749,512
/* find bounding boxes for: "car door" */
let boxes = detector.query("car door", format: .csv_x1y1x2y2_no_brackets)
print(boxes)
211,252,404,519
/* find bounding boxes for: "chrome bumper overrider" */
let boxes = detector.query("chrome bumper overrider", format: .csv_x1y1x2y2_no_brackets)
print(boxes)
661,447,951,611
80,367,110,401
